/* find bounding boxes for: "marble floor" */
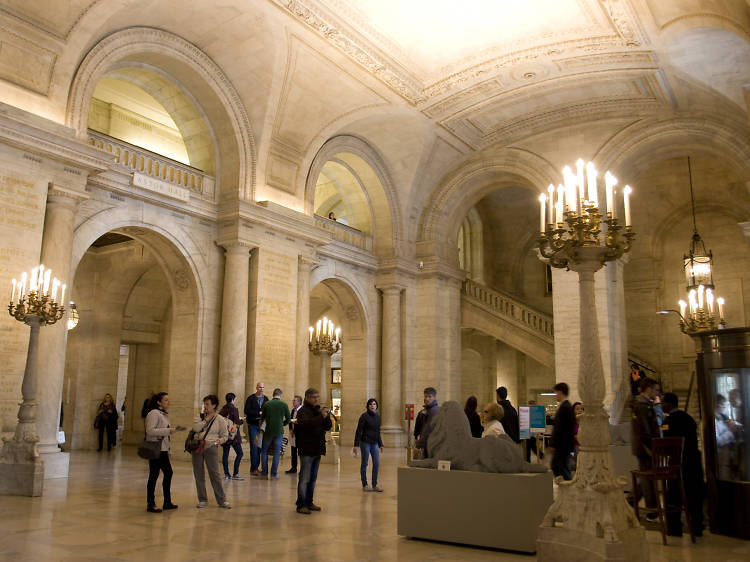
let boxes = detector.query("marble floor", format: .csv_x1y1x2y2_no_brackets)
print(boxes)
0,447,748,561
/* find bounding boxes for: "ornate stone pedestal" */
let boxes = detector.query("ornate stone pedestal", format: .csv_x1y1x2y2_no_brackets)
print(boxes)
536,249,646,561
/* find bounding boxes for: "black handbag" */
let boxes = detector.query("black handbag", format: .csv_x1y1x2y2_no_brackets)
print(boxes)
137,438,162,459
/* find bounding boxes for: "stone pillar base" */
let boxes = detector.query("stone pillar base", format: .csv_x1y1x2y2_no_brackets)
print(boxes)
537,525,647,562
381,427,405,448
40,449,70,479
0,461,44,496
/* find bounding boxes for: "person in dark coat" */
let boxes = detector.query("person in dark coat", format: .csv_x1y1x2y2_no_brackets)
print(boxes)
95,393,119,451
632,377,660,511
219,393,245,480
548,383,575,480
661,392,705,537
293,387,333,514
464,396,483,438
414,387,439,457
496,386,520,443
353,398,384,491
243,381,268,476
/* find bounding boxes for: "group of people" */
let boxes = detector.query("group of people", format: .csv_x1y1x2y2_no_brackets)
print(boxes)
140,383,385,515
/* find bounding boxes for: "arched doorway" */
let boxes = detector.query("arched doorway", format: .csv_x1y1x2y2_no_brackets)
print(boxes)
308,277,370,447
63,226,201,449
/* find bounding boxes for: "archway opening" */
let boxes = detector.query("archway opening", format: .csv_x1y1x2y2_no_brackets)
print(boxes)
63,227,200,450
308,277,368,446
313,155,374,234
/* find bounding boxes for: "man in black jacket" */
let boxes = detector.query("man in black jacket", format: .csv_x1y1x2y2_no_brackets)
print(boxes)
548,382,575,480
496,386,520,443
413,387,439,457
632,377,659,511
662,392,705,537
244,382,268,476
293,387,332,514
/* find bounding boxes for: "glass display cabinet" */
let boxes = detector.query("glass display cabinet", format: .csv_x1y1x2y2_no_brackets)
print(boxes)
693,327,750,539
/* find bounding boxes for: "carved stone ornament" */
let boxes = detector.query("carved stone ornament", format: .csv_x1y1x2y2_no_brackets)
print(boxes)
174,268,190,291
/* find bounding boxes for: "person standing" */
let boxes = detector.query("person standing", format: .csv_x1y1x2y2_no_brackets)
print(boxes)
548,383,575,480
219,393,244,481
353,398,384,492
95,393,119,451
192,394,230,509
244,382,268,476
286,395,302,474
145,392,177,513
496,387,520,443
293,388,332,514
480,402,506,438
464,396,483,438
260,388,291,479
632,377,660,513
413,387,439,458
661,392,705,537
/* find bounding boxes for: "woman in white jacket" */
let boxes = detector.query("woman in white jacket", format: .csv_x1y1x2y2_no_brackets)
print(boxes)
192,394,230,508
145,392,178,513
481,402,506,438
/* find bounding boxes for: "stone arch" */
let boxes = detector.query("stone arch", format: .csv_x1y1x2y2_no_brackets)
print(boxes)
594,114,750,181
308,264,375,446
417,148,558,262
67,203,209,447
66,27,256,201
305,135,402,257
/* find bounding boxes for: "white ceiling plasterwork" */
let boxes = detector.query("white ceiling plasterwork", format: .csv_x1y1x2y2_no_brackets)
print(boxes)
275,0,650,106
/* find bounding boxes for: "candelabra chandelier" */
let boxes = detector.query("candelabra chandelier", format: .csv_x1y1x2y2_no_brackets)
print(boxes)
308,316,341,356
667,157,726,335
538,158,635,267
8,264,66,326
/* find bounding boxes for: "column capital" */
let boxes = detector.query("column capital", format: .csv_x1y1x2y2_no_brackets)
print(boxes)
47,183,89,208
299,254,319,271
216,240,254,254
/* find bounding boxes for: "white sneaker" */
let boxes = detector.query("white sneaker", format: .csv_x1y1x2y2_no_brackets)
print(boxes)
220,502,232,509
196,501,208,508
371,486,384,493
362,485,370,491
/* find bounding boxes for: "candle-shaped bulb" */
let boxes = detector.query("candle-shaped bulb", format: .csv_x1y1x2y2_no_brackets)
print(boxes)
678,300,687,318
11,278,16,303
586,162,598,206
697,284,705,310
60,284,66,305
43,269,51,295
37,265,44,291
623,185,632,226
316,319,322,338
30,267,38,291
556,184,564,223
605,171,617,216
688,289,697,314
539,193,547,233
20,272,27,298
309,326,314,343
717,297,725,321
563,166,575,211
576,159,585,201
706,288,714,315
335,327,341,342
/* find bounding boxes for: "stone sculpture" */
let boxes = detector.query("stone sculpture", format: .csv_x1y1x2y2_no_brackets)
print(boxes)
409,401,547,473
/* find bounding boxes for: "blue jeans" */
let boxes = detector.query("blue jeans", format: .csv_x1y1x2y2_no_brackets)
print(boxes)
222,439,244,477
249,424,261,472
360,442,380,487
261,434,283,477
296,455,321,508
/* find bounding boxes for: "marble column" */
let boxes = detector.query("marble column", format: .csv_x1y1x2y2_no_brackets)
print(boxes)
36,185,88,479
295,257,315,394
380,286,404,447
217,242,251,401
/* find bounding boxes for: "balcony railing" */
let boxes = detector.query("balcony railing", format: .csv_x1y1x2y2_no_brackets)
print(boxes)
315,215,373,251
462,279,554,342
87,130,214,196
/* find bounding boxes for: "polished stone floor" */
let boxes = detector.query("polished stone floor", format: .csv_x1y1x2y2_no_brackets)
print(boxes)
1,447,748,561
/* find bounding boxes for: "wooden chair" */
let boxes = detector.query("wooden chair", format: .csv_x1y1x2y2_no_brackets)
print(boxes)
631,436,695,544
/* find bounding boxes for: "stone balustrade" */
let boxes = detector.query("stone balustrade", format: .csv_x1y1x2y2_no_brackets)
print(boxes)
314,215,373,251
87,131,214,195
462,279,554,342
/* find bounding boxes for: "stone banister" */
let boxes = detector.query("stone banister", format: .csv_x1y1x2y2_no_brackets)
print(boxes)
462,279,554,342
314,215,373,251
87,130,214,195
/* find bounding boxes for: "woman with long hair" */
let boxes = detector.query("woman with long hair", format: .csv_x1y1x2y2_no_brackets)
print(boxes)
192,394,230,508
95,393,119,451
219,392,244,480
464,396,483,438
353,398,384,492
145,392,178,513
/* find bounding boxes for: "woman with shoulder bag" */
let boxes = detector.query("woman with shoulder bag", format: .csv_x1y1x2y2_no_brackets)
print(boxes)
192,394,231,508
219,393,245,481
145,392,178,513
